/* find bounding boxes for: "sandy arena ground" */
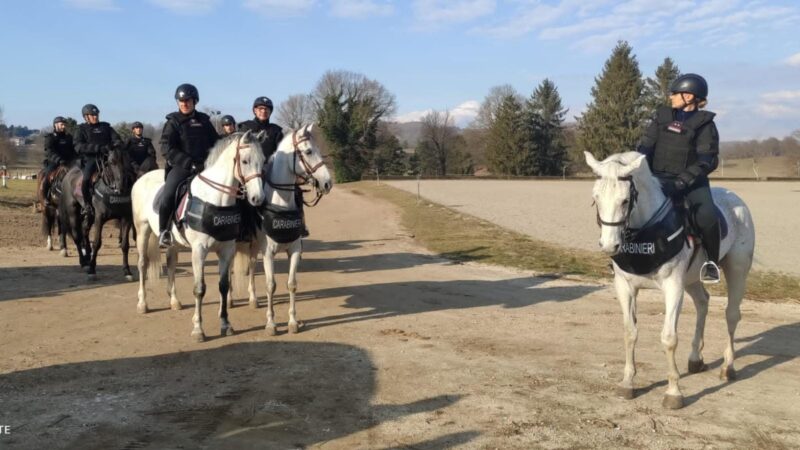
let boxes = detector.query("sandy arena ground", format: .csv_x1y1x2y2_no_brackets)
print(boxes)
388,179,800,275
1,185,799,449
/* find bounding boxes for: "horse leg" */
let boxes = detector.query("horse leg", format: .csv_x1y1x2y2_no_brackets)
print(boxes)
263,246,278,336
248,240,258,308
719,259,748,381
136,223,151,314
614,274,638,399
87,216,104,280
287,244,302,334
121,218,133,281
190,245,209,342
58,218,68,256
686,282,710,373
661,280,685,409
165,246,181,310
217,244,235,336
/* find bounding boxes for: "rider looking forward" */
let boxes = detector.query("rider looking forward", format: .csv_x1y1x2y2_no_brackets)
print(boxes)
40,116,77,206
74,104,123,216
637,73,721,283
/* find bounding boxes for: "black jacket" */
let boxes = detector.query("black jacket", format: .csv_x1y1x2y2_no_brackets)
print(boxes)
44,131,77,165
124,136,157,167
74,122,123,160
238,119,284,159
160,111,219,171
638,105,719,188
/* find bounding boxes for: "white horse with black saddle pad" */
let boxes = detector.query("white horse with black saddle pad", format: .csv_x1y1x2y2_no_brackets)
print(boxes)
231,124,332,335
585,151,755,409
131,131,265,342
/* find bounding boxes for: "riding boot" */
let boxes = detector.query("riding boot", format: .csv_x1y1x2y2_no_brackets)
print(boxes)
700,221,721,283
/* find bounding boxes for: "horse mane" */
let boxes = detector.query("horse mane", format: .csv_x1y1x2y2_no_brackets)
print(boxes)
204,132,265,169
597,151,662,195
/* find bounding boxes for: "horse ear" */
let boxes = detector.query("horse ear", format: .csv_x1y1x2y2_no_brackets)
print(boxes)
584,151,603,176
255,130,266,141
629,154,646,171
242,130,251,141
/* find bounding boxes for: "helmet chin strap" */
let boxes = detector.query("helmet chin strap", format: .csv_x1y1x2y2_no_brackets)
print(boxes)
679,93,698,111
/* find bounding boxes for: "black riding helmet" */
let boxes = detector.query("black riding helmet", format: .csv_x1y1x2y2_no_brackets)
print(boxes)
175,83,199,102
131,121,144,129
81,104,99,116
53,116,66,125
221,115,236,126
253,96,273,110
670,73,708,100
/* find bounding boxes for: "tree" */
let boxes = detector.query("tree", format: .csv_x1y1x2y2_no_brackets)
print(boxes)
372,122,408,176
0,107,13,166
642,57,680,116
485,94,526,175
415,110,460,176
524,78,569,176
276,94,314,130
313,70,397,182
472,84,522,130
576,41,646,159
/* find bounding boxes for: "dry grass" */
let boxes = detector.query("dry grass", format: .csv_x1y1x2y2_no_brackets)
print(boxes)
353,181,800,303
0,179,37,208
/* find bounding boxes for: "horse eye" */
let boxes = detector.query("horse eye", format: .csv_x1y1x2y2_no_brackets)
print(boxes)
243,160,249,165
304,149,312,156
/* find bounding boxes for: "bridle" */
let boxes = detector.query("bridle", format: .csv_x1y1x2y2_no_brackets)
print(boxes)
266,129,327,207
595,175,638,229
198,133,262,199
98,148,127,194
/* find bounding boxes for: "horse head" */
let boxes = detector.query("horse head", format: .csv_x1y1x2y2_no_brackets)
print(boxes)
585,151,649,255
235,130,267,207
292,124,333,197
101,146,131,195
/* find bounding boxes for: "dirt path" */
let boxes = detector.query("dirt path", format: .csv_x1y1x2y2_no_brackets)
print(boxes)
387,179,800,275
1,186,799,449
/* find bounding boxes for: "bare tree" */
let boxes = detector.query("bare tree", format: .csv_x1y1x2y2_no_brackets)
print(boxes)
276,94,314,130
471,84,522,130
416,110,471,176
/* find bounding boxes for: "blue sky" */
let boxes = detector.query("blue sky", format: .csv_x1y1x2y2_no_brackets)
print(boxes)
1,0,799,140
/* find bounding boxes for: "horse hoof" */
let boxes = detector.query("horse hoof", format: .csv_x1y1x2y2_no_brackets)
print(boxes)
616,386,635,400
688,359,707,374
191,331,205,343
170,302,182,311
60,249,67,257
662,395,684,410
125,274,134,282
265,324,277,336
720,367,736,381
288,322,302,334
250,300,259,309
137,303,148,314
222,326,235,336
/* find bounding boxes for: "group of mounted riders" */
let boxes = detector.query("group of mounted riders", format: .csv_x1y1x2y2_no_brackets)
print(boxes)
39,83,308,250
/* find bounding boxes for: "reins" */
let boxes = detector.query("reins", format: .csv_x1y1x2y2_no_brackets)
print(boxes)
198,134,261,199
265,129,326,207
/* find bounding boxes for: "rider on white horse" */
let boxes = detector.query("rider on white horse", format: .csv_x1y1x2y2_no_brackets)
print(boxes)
637,73,721,283
158,83,219,247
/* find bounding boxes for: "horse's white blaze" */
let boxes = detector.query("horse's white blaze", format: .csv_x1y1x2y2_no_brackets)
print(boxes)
131,133,266,340
585,151,755,408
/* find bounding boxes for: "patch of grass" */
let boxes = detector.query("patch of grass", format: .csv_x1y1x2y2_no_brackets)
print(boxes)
0,179,37,208
351,181,800,303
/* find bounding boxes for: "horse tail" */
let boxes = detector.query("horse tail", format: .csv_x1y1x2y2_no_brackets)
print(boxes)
230,241,252,297
145,230,161,282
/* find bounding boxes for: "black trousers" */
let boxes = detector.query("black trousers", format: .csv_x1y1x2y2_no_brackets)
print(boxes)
160,165,192,232
81,159,98,204
683,177,720,263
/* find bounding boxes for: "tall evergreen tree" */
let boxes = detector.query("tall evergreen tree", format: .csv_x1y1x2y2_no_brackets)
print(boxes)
486,94,526,175
576,41,645,159
524,78,568,176
643,57,680,116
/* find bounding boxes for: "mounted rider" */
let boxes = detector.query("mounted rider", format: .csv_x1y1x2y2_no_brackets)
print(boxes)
220,115,237,136
238,96,309,238
158,83,219,247
40,116,77,206
637,73,721,283
124,121,158,175
74,104,123,216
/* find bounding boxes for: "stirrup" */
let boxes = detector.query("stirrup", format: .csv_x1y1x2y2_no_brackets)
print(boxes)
700,261,721,284
158,230,173,248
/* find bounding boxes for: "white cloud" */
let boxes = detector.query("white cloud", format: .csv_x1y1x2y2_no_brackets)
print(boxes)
412,0,495,26
147,0,220,13
758,90,800,118
762,90,800,102
330,0,393,18
243,0,317,17
64,0,119,11
784,52,800,67
395,100,479,127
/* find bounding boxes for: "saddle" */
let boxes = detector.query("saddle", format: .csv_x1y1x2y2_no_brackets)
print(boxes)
72,171,101,201
153,177,192,223
678,200,729,244
153,178,242,242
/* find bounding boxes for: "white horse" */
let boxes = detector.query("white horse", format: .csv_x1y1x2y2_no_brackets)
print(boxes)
132,131,266,342
585,151,755,409
232,124,332,335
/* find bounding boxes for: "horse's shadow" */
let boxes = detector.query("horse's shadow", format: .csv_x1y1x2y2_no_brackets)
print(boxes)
0,341,478,449
636,321,800,405
0,264,131,302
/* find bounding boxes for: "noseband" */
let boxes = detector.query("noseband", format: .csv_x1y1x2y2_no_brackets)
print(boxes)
199,134,261,198
595,175,638,229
